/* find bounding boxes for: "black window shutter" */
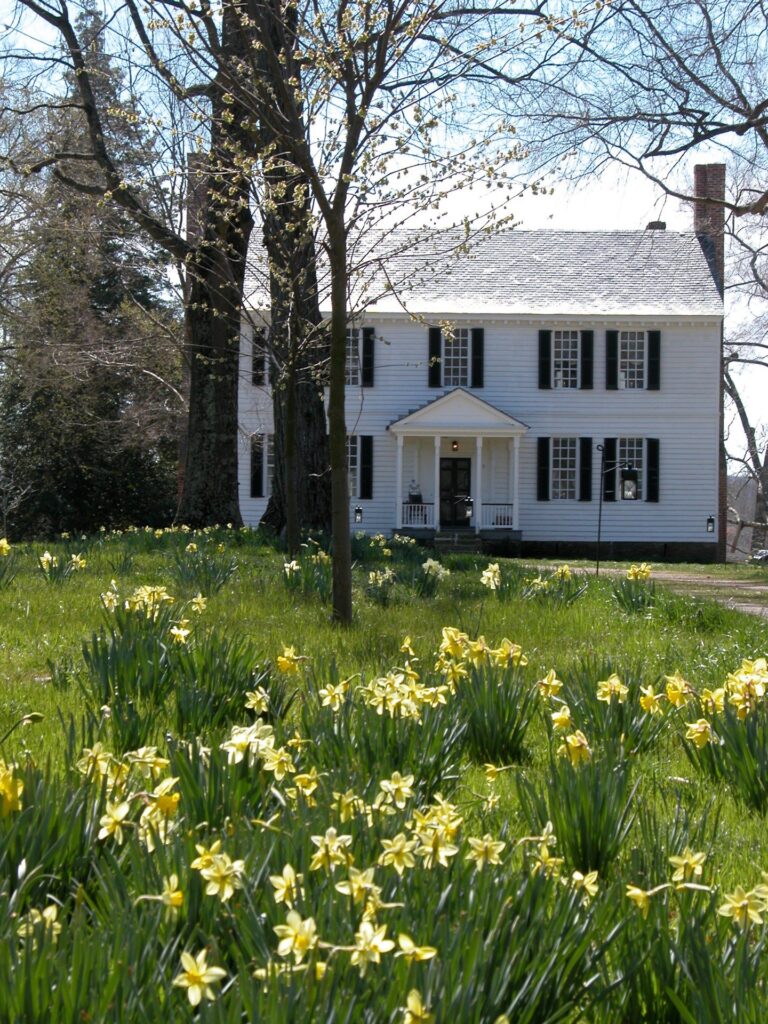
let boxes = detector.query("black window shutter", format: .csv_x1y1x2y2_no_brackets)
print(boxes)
579,437,592,501
606,331,618,390
359,435,373,500
580,331,594,390
538,330,552,389
602,437,617,501
252,330,266,386
647,331,661,390
537,437,550,501
470,327,484,388
250,436,264,498
646,438,660,502
428,327,441,388
361,327,375,387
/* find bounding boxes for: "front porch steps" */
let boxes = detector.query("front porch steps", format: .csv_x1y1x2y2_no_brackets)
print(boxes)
434,531,484,554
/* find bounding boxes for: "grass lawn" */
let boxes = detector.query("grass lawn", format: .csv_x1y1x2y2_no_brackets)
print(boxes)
1,528,768,1021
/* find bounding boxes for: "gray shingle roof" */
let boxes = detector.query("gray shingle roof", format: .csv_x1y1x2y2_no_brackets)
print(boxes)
246,228,723,318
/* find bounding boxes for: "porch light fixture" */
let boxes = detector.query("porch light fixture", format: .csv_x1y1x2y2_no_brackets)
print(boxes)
354,505,363,524
464,496,474,520
451,440,459,451
620,466,639,501
706,515,715,534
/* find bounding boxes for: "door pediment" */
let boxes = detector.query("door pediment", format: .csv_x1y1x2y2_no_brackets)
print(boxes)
388,388,528,437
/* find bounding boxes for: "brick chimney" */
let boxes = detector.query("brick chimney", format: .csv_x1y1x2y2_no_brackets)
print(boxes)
693,163,726,296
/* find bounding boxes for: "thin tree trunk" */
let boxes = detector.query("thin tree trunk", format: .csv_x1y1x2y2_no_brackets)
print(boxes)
328,232,352,624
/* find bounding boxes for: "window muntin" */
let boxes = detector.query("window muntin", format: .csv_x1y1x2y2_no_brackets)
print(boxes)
551,437,577,500
442,327,469,387
553,330,579,388
346,435,358,497
345,328,360,386
265,433,275,497
619,436,643,497
619,330,645,389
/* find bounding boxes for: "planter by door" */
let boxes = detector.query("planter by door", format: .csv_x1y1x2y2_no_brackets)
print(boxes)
440,457,471,528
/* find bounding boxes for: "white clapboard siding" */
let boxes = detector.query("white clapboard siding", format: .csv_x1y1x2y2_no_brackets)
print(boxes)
237,315,722,543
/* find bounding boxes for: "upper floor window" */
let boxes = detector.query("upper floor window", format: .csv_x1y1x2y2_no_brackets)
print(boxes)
553,330,579,388
551,437,577,500
345,328,360,386
252,328,267,387
619,330,645,389
443,327,469,387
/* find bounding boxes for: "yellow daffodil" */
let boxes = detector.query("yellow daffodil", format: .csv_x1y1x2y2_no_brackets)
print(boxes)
335,866,379,905
270,864,303,908
200,852,245,902
596,673,629,704
245,687,270,714
627,562,652,580
665,671,693,708
169,620,191,645
557,729,592,766
537,669,563,699
261,745,296,781
685,719,714,749
0,761,24,816
572,870,599,899
551,704,572,732
16,904,62,947
190,840,223,872
379,833,418,875
309,827,353,873
639,685,664,715
277,646,304,675
274,910,318,963
480,562,501,590
0,538,10,556
379,771,415,809
404,989,435,1024
318,678,349,712
172,949,226,1006
717,886,767,929
626,884,653,917
351,921,395,974
701,687,726,714
395,933,438,962
466,834,506,870
669,847,706,883
98,800,131,844
190,593,207,613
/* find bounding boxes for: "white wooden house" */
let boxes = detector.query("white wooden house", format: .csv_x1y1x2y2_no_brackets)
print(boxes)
238,166,726,561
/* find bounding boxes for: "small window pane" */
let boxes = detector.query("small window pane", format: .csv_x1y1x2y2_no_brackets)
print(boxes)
553,330,579,388
345,328,360,386
252,329,267,386
619,331,645,389
552,437,577,499
266,433,275,498
443,327,469,387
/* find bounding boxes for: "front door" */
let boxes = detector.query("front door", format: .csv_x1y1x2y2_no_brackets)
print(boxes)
440,458,472,528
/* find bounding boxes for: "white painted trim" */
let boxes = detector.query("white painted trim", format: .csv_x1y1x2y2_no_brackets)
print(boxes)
395,435,404,530
475,436,483,534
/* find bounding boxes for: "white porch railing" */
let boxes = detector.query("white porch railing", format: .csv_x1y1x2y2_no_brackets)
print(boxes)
480,503,515,529
401,502,435,528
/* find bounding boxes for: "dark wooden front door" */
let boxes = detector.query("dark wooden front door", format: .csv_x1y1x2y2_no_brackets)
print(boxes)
440,458,471,528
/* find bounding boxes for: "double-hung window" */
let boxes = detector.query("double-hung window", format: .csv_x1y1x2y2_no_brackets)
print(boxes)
619,437,643,496
250,433,274,498
346,435,359,497
553,330,580,388
345,328,360,386
551,437,578,499
442,327,470,387
619,331,645,389
251,328,268,387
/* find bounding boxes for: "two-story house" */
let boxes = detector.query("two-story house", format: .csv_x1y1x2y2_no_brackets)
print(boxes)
239,165,725,561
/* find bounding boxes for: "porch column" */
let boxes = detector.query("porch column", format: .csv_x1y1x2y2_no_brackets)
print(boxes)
475,435,483,534
513,435,520,531
395,434,404,530
433,435,441,531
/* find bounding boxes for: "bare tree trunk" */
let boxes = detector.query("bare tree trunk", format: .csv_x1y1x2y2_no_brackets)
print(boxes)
328,232,352,624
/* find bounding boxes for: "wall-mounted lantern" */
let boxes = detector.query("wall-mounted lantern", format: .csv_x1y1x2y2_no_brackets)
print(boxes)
620,466,639,501
706,515,715,534
354,506,363,524
451,440,460,452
